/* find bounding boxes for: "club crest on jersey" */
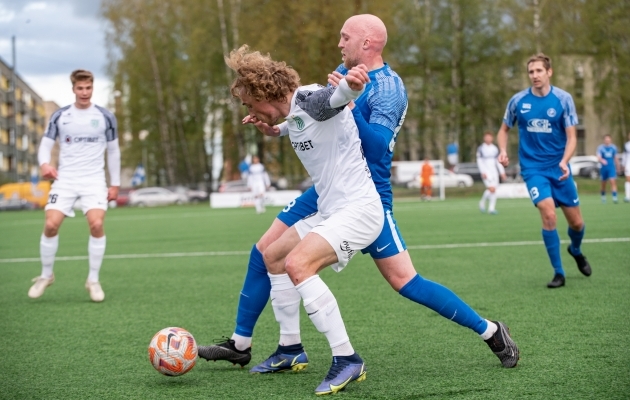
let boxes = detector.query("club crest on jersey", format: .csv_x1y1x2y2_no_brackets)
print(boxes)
291,116,305,131
91,119,99,128
547,108,556,117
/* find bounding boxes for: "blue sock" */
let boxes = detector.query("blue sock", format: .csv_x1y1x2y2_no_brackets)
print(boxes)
234,245,270,337
399,274,487,335
612,191,618,198
542,229,564,276
568,225,585,255
601,190,605,196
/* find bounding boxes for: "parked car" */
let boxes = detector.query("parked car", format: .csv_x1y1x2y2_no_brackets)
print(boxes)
578,161,601,179
166,186,208,203
454,162,520,182
115,188,133,207
0,193,32,211
128,187,187,207
406,171,474,189
569,156,599,175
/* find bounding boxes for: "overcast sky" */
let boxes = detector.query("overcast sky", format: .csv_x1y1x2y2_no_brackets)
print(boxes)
0,0,111,108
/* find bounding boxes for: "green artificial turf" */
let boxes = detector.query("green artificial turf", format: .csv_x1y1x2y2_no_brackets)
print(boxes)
1,195,629,399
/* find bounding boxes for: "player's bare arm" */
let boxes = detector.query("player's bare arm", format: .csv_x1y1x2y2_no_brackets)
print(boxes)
497,123,510,167
559,126,577,181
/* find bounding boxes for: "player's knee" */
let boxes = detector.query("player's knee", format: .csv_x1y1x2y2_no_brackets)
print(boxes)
284,256,309,283
489,187,496,193
262,247,283,274
541,212,556,229
44,221,60,236
88,219,104,235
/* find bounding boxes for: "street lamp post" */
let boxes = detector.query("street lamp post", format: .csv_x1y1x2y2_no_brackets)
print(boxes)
139,129,149,187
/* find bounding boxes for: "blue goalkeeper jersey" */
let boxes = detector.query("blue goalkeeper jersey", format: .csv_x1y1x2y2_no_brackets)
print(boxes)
503,86,578,172
334,63,408,210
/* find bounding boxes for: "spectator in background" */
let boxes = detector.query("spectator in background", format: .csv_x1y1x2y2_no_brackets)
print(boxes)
247,155,270,214
420,157,434,200
477,132,507,215
597,134,620,204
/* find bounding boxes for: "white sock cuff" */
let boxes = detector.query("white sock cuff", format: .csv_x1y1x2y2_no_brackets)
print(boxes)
269,273,294,291
41,234,59,246
295,275,327,307
89,236,106,250
480,319,498,340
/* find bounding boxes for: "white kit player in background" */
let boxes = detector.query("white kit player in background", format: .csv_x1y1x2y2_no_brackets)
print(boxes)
29,69,121,302
624,132,630,203
477,131,506,214
247,155,271,213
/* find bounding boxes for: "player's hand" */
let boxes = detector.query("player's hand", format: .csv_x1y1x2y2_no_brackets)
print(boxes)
327,71,344,87
345,64,370,91
498,151,509,167
501,173,507,181
558,161,570,181
481,173,487,179
600,159,608,165
108,186,119,201
242,115,280,137
40,163,58,180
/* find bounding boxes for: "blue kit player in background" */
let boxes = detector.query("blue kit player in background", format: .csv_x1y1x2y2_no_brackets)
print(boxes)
596,135,620,203
198,14,519,371
497,53,592,289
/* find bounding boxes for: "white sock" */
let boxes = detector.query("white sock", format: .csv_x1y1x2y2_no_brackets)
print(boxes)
480,319,498,340
88,236,106,282
625,182,630,199
269,273,302,346
296,275,354,356
480,190,489,208
230,333,252,351
489,192,497,212
40,234,59,279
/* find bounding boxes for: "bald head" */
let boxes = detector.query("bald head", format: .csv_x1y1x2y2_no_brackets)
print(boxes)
339,14,387,70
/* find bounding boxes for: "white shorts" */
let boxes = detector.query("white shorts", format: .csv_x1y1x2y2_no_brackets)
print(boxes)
625,164,630,177
483,174,500,188
294,199,383,272
45,179,108,217
250,183,266,196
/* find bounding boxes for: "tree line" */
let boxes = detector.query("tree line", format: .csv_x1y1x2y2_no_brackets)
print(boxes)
103,0,630,187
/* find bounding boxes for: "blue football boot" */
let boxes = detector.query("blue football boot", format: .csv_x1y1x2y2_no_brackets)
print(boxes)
249,344,308,374
315,353,366,396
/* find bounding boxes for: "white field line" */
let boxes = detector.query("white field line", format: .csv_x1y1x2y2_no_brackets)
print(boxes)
1,237,628,264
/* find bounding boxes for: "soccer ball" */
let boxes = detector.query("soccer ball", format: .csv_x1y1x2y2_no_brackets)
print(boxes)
148,327,198,376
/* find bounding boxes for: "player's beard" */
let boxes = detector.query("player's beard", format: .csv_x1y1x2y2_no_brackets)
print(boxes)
343,53,360,69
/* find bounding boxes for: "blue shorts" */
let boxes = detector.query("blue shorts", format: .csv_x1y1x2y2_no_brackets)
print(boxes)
276,186,407,259
522,167,579,208
600,166,617,181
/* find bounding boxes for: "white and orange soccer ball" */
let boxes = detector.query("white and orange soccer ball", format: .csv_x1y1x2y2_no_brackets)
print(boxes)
148,327,198,376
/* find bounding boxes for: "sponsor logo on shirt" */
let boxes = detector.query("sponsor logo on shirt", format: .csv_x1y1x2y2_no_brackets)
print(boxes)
292,116,305,131
526,119,552,133
292,140,315,151
65,135,72,144
547,108,557,117
72,136,101,143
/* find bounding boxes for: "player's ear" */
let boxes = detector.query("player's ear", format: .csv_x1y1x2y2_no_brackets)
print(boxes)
547,68,553,78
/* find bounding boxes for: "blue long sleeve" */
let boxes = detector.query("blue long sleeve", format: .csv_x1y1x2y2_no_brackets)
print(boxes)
352,107,392,164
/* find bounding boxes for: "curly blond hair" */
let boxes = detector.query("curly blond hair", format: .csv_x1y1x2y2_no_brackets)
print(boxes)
225,45,300,102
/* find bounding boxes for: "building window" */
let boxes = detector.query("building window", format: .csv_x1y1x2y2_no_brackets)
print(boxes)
0,129,8,144
576,127,586,156
22,134,29,151
0,151,3,171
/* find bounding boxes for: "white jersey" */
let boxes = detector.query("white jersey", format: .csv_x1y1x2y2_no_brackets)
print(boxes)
43,104,117,182
280,83,379,218
624,141,630,169
247,163,270,192
476,143,505,178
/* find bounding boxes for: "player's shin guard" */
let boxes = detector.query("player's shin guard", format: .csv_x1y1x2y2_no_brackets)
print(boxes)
234,245,270,338
567,225,585,255
297,275,354,357
542,229,564,276
625,182,630,200
269,273,302,346
399,274,487,335
88,236,106,282
40,234,59,279
489,192,498,212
